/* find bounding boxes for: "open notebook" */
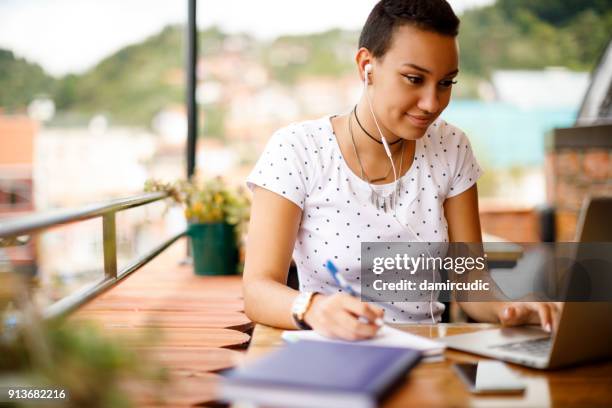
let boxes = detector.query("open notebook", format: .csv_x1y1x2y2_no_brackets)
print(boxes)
282,325,445,356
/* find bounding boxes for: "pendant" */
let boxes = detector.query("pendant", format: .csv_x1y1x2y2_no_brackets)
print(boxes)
369,179,402,213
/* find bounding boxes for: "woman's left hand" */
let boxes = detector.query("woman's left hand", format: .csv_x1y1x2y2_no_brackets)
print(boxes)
497,302,563,333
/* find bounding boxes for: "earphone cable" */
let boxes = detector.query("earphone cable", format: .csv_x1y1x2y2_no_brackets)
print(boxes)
363,64,437,324
354,105,402,146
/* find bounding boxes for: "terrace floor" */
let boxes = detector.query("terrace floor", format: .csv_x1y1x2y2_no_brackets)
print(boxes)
72,238,251,407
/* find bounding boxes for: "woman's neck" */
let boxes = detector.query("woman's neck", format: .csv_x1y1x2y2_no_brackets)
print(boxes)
354,101,402,146
352,104,404,162
331,112,412,186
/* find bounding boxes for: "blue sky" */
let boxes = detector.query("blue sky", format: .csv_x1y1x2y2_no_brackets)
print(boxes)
0,0,494,76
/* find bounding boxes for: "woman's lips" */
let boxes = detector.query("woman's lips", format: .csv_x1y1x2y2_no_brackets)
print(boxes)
406,113,433,128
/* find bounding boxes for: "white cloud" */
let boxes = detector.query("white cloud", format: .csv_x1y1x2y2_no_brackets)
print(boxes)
0,0,494,76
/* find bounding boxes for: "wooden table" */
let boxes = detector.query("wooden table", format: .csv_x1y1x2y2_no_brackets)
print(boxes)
72,239,252,407
245,323,612,407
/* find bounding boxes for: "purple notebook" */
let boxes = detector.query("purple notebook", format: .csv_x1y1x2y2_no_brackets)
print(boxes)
220,340,422,408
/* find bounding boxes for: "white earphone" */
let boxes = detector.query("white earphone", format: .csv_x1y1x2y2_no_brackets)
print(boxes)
362,61,438,325
363,63,392,158
364,63,372,84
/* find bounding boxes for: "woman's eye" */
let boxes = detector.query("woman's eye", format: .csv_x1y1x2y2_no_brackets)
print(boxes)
403,75,423,85
439,80,458,88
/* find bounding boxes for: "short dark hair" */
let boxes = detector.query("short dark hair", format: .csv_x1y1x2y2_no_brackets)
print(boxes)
359,0,460,58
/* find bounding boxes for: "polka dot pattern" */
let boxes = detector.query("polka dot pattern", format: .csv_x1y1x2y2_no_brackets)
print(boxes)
246,115,483,323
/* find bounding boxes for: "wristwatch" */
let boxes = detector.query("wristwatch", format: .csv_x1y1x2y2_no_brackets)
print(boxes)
291,291,317,330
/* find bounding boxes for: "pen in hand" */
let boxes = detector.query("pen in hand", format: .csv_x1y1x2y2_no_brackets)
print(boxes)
325,260,384,327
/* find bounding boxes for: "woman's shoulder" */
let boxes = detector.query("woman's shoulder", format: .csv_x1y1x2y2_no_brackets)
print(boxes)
423,117,475,158
423,117,482,195
426,117,469,144
269,116,334,145
259,116,335,169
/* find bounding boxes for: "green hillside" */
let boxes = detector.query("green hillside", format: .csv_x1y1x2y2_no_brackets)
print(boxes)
459,0,612,75
0,49,55,110
54,25,237,126
262,29,357,84
57,25,185,125
0,0,610,126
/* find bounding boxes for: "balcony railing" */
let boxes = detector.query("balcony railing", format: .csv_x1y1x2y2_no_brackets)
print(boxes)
0,192,186,320
1,0,198,324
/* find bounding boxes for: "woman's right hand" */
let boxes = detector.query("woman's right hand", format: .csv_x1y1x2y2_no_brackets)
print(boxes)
303,293,385,340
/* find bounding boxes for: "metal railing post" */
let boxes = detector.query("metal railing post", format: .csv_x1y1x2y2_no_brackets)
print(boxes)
102,212,117,280
186,0,198,180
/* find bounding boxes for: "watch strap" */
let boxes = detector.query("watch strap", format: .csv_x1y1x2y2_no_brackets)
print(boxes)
291,292,317,330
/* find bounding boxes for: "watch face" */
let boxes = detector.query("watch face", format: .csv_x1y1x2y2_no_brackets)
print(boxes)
292,292,312,318
291,292,315,330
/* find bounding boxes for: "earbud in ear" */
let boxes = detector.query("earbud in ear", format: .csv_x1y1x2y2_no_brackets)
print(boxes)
364,63,372,86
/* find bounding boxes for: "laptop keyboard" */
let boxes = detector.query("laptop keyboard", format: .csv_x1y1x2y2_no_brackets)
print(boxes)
490,337,552,357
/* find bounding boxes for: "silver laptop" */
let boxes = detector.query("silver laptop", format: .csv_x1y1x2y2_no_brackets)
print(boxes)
441,197,612,369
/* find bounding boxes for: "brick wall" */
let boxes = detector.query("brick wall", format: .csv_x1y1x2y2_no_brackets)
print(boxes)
547,124,612,241
479,201,540,243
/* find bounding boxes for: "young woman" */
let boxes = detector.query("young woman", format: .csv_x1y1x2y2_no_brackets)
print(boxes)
243,0,561,340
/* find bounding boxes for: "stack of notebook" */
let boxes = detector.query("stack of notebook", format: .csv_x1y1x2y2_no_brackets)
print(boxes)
219,340,422,408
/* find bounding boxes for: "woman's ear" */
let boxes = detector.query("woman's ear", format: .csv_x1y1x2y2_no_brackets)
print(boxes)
355,47,373,84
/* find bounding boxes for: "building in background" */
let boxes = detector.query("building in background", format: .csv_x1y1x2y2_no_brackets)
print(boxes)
0,114,37,273
547,40,612,241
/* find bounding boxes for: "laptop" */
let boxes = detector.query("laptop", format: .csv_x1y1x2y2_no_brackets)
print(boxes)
441,196,612,369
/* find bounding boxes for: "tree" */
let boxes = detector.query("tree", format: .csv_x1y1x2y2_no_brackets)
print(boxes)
497,0,612,25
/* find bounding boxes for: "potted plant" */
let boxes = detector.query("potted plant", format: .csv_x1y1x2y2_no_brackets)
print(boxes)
145,177,250,276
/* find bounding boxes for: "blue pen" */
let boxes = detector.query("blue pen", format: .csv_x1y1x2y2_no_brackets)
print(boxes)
326,260,384,326
326,260,359,296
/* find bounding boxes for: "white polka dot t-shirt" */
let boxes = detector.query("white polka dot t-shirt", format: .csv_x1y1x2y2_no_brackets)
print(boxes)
246,114,482,323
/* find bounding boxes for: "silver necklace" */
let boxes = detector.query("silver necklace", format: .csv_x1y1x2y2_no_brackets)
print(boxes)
371,157,394,183
348,112,404,213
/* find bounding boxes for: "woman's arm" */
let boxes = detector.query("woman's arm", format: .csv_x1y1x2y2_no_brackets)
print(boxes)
242,186,304,329
243,186,384,338
444,184,482,243
444,184,495,320
444,185,562,331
